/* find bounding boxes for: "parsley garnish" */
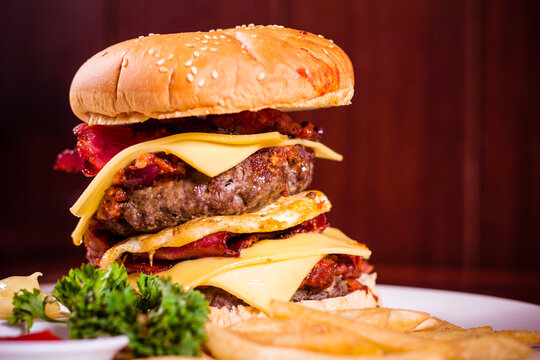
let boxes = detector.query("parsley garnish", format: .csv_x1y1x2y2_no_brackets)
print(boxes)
8,264,208,357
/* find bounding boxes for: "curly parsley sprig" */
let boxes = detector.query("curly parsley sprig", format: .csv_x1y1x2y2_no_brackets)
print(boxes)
8,264,209,357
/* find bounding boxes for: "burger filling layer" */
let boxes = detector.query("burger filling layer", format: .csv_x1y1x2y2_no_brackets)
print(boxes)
202,255,375,309
97,144,314,237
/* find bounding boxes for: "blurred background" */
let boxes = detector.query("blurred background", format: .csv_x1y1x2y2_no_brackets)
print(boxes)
1,0,539,303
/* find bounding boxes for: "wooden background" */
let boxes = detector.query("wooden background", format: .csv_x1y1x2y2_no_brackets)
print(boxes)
1,0,539,303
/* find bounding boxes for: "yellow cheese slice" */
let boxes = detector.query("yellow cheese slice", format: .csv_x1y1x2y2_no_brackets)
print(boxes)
141,227,370,290
99,191,331,268
70,132,342,245
203,255,323,313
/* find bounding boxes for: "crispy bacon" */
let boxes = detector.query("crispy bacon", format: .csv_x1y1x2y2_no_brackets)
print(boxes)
54,149,84,173
55,109,323,177
300,254,373,291
103,214,328,274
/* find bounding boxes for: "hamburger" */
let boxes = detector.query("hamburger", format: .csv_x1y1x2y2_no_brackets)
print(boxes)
55,24,380,325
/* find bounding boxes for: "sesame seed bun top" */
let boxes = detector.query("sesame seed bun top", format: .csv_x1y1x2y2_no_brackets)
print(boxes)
69,25,354,125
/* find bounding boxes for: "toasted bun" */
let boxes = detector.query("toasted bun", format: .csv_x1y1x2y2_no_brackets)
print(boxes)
70,25,354,125
207,273,380,327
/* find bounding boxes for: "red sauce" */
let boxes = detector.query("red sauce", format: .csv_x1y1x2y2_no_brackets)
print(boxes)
0,329,63,341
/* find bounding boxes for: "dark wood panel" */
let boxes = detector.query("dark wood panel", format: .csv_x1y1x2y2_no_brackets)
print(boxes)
295,0,469,268
481,0,540,270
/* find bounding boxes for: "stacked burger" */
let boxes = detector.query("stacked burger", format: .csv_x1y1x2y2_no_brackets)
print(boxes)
55,25,380,324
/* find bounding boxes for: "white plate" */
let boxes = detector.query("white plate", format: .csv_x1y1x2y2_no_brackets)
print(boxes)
1,284,538,359
378,284,540,331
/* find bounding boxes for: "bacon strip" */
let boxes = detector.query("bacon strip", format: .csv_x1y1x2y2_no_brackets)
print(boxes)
55,109,323,177
113,214,328,274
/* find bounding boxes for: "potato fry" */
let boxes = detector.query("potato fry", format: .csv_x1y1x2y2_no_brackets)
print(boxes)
496,329,540,345
410,327,493,341
451,334,532,360
411,317,442,332
331,308,391,327
230,318,383,355
332,308,430,333
269,300,452,355
386,309,431,332
206,323,445,360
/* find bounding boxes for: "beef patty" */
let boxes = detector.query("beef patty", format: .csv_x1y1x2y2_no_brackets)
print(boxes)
201,275,366,309
96,145,315,236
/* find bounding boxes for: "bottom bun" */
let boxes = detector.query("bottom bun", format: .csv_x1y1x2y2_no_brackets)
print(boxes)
208,272,380,327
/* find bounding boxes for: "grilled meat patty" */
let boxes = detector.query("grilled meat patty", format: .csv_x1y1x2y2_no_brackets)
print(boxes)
96,145,315,237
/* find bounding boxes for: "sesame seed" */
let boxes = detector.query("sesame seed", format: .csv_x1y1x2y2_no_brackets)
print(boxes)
198,78,206,87
154,53,160,58
190,66,198,75
214,41,220,45
193,51,200,57
194,37,200,40
277,25,284,28
202,39,208,44
149,32,155,36
187,73,194,82
211,70,218,78
138,35,145,39
159,67,167,73
241,44,246,49
167,54,174,60
184,59,193,66
248,23,255,27
323,48,329,55
204,34,211,39
219,35,226,39
157,59,165,65
329,39,334,43
257,72,265,80
212,35,218,39
216,28,223,31
209,29,215,32
121,58,128,67
235,25,241,29
148,49,155,55
218,99,225,106
318,34,324,38
201,46,208,51
241,24,246,28
185,43,193,47
251,34,257,38
210,47,217,52
329,44,334,48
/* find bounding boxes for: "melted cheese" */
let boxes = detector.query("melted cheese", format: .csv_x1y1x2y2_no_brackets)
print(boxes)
137,227,370,291
204,256,323,313
99,191,331,268
70,132,342,245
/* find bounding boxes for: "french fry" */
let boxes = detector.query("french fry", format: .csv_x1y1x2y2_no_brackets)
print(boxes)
206,323,445,360
269,300,452,355
451,334,532,360
496,329,540,345
413,318,463,333
332,308,430,333
331,308,391,327
386,309,431,332
411,317,442,332
230,318,383,355
410,327,494,341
